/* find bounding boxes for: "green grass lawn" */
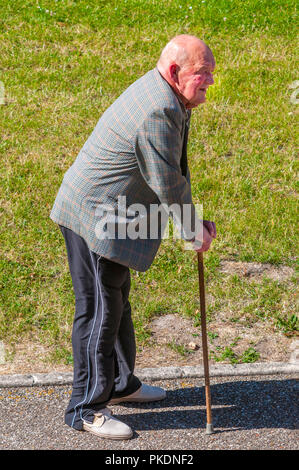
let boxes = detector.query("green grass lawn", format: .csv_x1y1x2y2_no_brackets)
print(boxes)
0,0,298,365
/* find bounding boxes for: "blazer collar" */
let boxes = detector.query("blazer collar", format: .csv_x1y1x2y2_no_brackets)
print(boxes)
154,67,191,121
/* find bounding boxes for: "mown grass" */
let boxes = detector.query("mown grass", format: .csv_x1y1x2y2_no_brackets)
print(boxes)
0,0,298,364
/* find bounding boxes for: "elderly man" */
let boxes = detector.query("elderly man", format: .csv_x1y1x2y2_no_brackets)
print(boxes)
50,34,216,440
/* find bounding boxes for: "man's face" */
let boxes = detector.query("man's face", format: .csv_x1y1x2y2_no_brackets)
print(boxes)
176,49,215,109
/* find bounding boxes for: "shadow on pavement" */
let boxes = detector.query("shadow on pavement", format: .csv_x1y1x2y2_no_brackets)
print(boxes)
114,379,298,432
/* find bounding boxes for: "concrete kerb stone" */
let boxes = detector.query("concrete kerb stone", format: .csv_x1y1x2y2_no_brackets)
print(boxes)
0,362,298,388
0,372,74,388
137,362,299,380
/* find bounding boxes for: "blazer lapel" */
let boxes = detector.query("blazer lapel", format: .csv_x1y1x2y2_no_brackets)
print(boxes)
180,111,191,177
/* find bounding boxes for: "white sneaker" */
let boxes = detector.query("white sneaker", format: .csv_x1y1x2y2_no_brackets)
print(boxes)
109,384,166,405
82,408,133,440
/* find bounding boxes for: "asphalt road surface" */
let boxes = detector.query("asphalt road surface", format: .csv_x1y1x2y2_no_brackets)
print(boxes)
0,373,298,454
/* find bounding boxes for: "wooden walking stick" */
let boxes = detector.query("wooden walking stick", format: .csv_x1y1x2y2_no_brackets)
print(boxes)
197,251,215,434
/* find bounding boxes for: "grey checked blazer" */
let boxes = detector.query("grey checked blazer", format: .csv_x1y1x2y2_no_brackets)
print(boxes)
50,68,197,271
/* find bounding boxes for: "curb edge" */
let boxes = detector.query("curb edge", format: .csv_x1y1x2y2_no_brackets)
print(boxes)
0,362,298,388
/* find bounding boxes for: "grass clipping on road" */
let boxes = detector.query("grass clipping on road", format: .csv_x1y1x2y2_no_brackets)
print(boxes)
0,0,298,367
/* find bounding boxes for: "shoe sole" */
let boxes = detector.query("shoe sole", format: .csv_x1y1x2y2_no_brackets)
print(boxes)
109,394,166,405
83,425,133,440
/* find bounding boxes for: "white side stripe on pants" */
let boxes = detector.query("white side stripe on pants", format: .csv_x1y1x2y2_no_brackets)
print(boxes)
71,254,102,428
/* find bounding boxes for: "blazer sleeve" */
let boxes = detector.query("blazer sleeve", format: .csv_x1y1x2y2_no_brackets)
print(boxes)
134,106,200,240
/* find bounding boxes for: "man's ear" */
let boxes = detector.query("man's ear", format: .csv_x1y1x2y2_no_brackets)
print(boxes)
169,64,179,83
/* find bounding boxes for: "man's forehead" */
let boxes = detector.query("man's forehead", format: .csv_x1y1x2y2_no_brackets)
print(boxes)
186,56,215,72
186,43,215,69
198,57,216,71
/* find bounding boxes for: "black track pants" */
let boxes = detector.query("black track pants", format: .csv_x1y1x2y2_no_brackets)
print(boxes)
59,225,141,430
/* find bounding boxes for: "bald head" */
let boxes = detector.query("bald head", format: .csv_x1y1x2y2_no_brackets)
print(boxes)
157,35,212,72
157,35,215,109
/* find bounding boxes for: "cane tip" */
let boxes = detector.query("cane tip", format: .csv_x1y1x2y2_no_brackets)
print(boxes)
206,423,215,435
